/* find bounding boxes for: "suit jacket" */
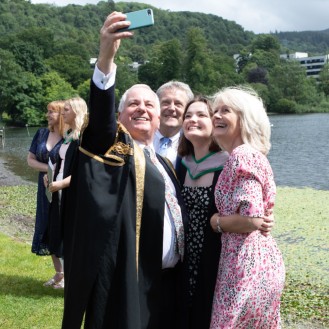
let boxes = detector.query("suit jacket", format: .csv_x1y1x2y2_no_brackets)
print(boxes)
62,81,188,329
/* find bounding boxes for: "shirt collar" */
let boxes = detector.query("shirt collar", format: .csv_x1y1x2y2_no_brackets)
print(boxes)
155,129,181,142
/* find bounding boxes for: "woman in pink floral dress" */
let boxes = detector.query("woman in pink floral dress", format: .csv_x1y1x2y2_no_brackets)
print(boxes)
209,86,285,328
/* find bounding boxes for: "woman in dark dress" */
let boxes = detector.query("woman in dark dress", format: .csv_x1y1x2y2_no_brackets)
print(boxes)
44,97,88,289
176,96,274,329
27,100,65,285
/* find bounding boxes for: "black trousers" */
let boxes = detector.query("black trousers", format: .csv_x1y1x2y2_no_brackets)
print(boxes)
159,266,179,329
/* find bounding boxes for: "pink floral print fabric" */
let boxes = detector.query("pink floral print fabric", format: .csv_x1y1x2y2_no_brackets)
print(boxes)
210,144,285,329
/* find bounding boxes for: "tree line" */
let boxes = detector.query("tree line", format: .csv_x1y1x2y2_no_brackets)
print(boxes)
0,0,328,126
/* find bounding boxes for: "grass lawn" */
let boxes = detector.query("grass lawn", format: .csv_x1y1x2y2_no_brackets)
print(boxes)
0,234,63,328
0,185,328,328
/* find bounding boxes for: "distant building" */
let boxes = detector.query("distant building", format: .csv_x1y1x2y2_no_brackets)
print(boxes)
281,52,329,79
90,58,97,68
280,52,308,59
89,58,148,71
128,62,141,70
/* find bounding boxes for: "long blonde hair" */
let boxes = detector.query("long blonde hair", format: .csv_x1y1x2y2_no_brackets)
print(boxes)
65,97,88,140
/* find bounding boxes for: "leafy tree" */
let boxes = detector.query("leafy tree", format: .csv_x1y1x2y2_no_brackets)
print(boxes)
116,61,139,97
185,28,218,94
0,0,328,124
247,67,268,85
212,53,243,89
0,49,30,121
137,61,161,90
251,34,281,53
126,45,148,63
16,27,55,59
53,40,90,61
40,71,76,109
318,63,329,96
45,55,91,89
153,39,184,86
10,41,48,76
268,61,319,113
249,49,280,71
76,79,91,105
7,72,43,125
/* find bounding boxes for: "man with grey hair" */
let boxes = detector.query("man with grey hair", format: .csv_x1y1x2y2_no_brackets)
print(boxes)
62,11,188,329
154,81,194,168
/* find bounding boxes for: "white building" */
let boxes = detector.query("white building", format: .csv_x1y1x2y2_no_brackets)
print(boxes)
281,52,329,79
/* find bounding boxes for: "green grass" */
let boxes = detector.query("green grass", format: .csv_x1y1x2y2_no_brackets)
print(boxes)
0,234,63,329
0,185,328,328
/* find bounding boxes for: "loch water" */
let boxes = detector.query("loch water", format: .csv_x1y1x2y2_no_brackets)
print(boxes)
0,113,328,190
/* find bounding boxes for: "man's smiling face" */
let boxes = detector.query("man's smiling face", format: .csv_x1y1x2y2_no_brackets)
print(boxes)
159,89,189,135
118,86,160,145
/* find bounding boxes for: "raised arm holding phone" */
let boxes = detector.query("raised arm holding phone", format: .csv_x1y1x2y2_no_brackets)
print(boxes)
62,12,188,329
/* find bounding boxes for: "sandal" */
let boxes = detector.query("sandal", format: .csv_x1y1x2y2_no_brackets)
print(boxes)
43,272,64,287
53,278,64,289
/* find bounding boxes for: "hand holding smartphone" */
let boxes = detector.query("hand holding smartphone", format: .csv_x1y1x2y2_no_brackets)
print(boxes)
118,8,154,32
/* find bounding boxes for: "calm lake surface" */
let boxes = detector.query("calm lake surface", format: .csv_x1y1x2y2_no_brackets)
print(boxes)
0,113,328,190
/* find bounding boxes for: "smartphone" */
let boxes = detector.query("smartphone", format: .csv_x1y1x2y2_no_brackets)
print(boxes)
118,8,154,32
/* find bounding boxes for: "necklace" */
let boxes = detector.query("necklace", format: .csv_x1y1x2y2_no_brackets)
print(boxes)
63,129,73,144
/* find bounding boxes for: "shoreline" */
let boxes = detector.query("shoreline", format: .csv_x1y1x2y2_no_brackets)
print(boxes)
0,157,33,187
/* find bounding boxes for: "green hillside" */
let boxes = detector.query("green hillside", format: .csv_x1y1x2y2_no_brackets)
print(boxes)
0,0,329,125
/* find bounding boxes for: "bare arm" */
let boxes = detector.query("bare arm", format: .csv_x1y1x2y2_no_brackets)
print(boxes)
27,152,48,173
43,174,71,193
210,212,274,236
48,176,71,193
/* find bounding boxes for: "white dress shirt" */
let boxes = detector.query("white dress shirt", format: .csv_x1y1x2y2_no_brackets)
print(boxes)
153,130,181,168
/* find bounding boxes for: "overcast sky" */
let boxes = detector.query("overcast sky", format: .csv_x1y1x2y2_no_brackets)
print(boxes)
30,0,329,34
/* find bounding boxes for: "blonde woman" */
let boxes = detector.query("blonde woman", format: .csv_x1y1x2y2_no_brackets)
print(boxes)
209,86,285,328
44,97,88,289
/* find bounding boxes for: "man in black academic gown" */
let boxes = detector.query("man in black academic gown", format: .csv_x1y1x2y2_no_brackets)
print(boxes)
62,11,188,329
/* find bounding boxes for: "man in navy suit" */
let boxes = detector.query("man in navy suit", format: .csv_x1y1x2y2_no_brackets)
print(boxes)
62,11,188,329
